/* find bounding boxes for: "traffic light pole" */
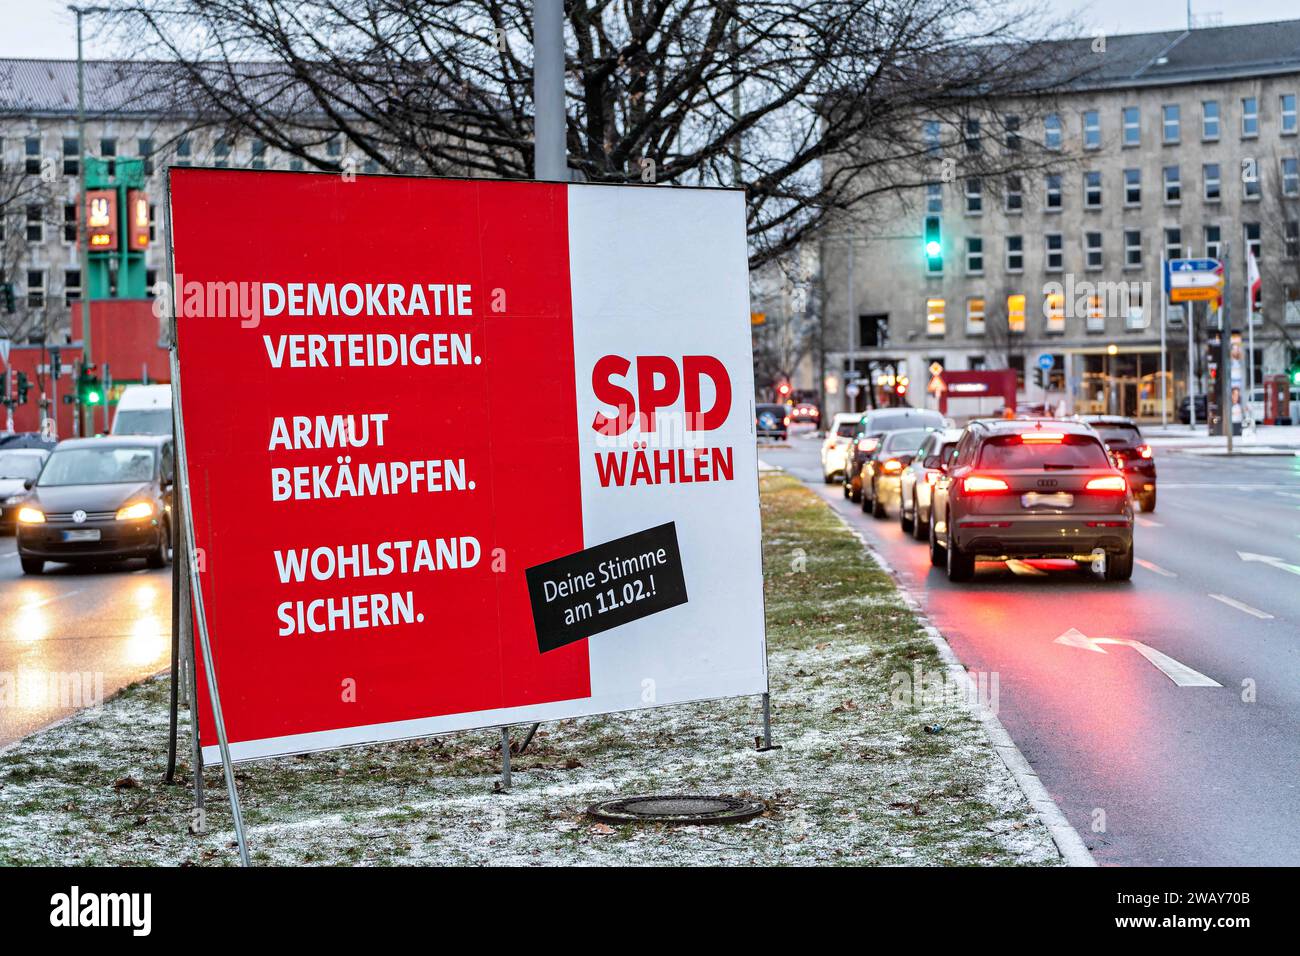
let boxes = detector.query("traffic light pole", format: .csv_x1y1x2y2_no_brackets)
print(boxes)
1221,249,1233,454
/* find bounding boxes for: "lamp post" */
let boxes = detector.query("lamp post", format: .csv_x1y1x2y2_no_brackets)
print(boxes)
69,5,109,434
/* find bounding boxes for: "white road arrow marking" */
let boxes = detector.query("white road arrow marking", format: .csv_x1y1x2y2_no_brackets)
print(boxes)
1054,628,1222,687
1238,551,1300,577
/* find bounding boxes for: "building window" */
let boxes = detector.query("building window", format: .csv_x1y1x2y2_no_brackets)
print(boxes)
25,205,43,242
1286,287,1300,324
1283,157,1300,196
1007,294,1026,334
1083,109,1100,149
926,298,946,336
858,313,889,348
1245,223,1261,260
1005,235,1024,272
1162,104,1180,143
26,270,45,308
64,268,81,304
966,297,985,335
62,136,78,176
138,138,154,176
1203,163,1221,201
1045,173,1062,211
327,135,343,158
966,236,984,274
146,269,158,296
1242,97,1258,138
1045,232,1063,272
214,138,232,167
1205,225,1221,259
1085,231,1103,270
1086,295,1105,332
1243,159,1261,200
63,203,76,242
289,156,305,171
964,118,981,153
1164,227,1182,261
1044,293,1065,333
1283,94,1298,135
100,136,116,158
1163,165,1181,204
1004,114,1021,151
965,177,982,214
1124,168,1141,205
251,138,267,169
148,204,157,242
925,183,942,214
1202,100,1220,140
923,120,941,154
1126,285,1148,330
176,137,192,166
1122,106,1140,146
1285,221,1299,260
1084,170,1101,208
1044,113,1062,150
1124,229,1142,268
24,136,42,175
1005,175,1022,213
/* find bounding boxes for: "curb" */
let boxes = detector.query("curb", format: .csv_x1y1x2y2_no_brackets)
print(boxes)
823,496,1098,868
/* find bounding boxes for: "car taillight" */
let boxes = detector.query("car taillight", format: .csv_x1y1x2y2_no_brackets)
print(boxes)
882,458,903,473
924,471,940,485
962,475,1009,493
1138,444,1152,459
1085,475,1128,492
783,416,791,426
1020,432,1065,444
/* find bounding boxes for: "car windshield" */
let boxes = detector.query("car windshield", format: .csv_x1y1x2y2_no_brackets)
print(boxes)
836,422,859,438
0,453,43,480
882,429,928,452
1091,425,1142,446
38,447,156,486
978,434,1110,470
113,408,173,435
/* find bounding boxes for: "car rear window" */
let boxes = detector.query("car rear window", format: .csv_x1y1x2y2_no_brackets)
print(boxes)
882,429,928,452
836,422,859,438
977,434,1110,470
1091,425,1142,446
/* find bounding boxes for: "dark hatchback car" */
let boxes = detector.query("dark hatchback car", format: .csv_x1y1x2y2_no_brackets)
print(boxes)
15,435,174,575
861,427,934,518
755,403,789,440
1077,415,1157,512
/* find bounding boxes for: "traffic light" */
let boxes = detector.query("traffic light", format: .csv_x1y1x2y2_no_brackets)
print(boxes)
1,281,14,314
78,364,102,406
15,372,29,405
923,215,943,272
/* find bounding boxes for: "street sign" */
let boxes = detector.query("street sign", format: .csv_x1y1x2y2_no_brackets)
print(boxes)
846,383,861,398
928,361,944,377
927,375,946,395
1036,353,1054,372
170,170,768,764
1167,258,1224,303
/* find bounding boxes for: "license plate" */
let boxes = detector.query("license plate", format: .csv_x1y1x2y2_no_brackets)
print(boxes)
1021,492,1073,509
62,529,101,542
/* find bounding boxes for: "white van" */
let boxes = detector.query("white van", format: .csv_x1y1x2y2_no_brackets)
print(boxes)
111,384,173,436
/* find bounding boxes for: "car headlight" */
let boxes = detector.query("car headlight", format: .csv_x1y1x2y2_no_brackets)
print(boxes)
4,494,25,506
17,506,45,524
116,501,155,521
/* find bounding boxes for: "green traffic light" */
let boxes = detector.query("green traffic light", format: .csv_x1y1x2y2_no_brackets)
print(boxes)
925,240,942,257
86,390,102,405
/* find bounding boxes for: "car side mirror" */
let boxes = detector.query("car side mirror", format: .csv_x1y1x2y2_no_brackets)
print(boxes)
22,479,34,490
923,456,939,469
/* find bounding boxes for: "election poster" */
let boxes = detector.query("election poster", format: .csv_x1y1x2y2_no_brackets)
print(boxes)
168,170,766,762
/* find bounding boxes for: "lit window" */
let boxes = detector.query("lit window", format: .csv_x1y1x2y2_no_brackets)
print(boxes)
926,298,946,336
1087,295,1105,332
1044,293,1065,333
966,297,985,335
1007,294,1026,334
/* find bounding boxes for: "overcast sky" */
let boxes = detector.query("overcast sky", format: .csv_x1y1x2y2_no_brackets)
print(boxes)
4,0,1299,59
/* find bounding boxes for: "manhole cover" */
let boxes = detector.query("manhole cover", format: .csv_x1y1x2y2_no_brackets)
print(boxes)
587,794,765,825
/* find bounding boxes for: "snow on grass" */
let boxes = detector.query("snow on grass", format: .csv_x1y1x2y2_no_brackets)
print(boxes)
0,474,1061,866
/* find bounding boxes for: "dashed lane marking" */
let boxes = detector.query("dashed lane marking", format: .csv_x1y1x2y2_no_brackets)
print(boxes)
1208,594,1275,620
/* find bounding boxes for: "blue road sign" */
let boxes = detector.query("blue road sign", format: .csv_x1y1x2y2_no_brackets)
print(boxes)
1037,353,1054,371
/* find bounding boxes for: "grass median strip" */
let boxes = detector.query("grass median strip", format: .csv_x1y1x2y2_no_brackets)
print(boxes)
0,472,1061,866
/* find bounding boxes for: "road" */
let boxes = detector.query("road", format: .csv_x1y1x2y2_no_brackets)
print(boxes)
0,535,172,749
767,430,1300,866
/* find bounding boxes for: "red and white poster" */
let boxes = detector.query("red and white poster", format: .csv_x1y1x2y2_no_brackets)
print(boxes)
168,170,766,762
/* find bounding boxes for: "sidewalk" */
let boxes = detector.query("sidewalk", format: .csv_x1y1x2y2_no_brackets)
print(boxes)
1142,423,1300,456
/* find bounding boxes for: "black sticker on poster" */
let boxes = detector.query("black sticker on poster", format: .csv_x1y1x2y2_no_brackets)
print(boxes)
525,522,688,653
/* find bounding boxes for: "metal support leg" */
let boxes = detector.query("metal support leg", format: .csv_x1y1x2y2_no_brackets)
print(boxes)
755,693,781,751
516,722,540,756
164,532,181,784
498,726,512,792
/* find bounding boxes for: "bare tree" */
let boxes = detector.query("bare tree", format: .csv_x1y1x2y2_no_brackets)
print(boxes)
104,0,1079,268
0,158,65,345
1254,151,1300,364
